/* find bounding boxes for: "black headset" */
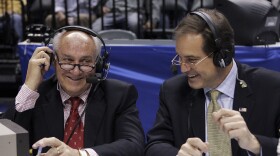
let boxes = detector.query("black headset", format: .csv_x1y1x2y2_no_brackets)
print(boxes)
44,25,110,80
190,10,233,68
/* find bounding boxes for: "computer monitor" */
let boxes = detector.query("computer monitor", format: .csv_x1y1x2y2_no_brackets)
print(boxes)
0,119,29,156
215,0,280,45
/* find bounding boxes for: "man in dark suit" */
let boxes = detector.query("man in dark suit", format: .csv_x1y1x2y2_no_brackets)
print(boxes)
3,26,144,156
145,8,280,156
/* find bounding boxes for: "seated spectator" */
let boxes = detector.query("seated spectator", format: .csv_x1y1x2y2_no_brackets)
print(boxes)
45,0,98,29
143,0,189,39
143,0,161,31
92,0,145,38
0,0,26,42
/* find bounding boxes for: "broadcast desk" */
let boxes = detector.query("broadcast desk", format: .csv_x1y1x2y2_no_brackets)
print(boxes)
16,40,280,133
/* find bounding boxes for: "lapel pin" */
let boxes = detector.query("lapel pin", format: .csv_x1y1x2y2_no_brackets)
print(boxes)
240,80,247,88
239,107,247,112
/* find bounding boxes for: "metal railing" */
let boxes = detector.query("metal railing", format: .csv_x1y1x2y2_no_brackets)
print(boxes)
0,0,218,40
23,0,195,39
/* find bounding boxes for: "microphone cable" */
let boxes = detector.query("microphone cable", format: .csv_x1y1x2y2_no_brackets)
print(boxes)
236,72,247,88
170,64,178,75
65,81,101,145
187,90,197,138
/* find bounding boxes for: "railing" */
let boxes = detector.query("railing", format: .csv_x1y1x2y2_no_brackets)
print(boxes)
0,0,217,40
24,0,196,39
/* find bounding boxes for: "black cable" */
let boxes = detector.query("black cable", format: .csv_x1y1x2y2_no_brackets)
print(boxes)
187,90,197,138
65,81,101,145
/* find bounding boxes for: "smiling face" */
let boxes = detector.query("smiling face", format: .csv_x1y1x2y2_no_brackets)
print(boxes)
176,33,231,89
54,31,97,97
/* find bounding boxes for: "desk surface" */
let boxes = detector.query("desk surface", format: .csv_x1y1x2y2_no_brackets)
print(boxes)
14,40,280,133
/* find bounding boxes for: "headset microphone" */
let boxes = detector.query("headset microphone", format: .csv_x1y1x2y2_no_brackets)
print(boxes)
236,73,247,88
86,76,99,84
170,64,178,75
86,74,105,84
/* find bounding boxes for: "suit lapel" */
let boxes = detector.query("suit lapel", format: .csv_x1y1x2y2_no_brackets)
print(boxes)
41,87,64,140
176,86,193,141
233,81,253,122
233,64,254,123
84,83,107,147
190,89,206,141
231,63,254,155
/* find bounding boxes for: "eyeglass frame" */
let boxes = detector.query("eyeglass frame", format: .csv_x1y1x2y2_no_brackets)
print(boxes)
171,52,213,68
53,52,98,73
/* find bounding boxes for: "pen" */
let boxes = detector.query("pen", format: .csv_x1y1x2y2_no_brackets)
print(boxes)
36,146,42,156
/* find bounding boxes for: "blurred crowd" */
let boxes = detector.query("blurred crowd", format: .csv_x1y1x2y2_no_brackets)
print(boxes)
1,0,280,43
0,0,192,43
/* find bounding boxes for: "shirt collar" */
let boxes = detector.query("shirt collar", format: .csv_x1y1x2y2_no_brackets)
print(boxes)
57,83,92,105
204,60,237,98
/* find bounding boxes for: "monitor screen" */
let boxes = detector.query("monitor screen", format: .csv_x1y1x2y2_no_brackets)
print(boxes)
215,0,280,45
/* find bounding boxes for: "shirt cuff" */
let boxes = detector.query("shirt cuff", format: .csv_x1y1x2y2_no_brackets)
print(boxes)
84,148,99,156
247,147,262,156
15,84,39,112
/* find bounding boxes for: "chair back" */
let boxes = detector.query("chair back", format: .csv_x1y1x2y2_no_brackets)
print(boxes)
98,29,137,40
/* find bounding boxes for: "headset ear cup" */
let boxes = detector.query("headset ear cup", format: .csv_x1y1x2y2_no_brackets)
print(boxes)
95,57,104,77
213,51,220,67
213,50,226,68
213,49,232,68
220,49,232,66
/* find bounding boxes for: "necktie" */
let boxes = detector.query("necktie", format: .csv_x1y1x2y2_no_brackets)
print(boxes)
63,97,84,149
207,90,231,156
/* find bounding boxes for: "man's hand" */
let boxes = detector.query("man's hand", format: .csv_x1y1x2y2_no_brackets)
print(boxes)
25,46,53,91
213,108,261,154
32,137,80,156
177,137,209,156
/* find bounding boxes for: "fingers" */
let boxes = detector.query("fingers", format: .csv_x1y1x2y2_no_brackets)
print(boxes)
178,138,208,156
212,108,240,121
32,47,53,57
187,138,208,153
32,137,63,149
219,115,244,132
212,109,244,134
227,124,247,139
31,47,54,70
32,137,77,156
211,108,257,151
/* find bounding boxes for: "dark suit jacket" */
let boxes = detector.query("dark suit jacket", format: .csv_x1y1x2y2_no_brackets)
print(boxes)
4,76,145,156
145,62,280,156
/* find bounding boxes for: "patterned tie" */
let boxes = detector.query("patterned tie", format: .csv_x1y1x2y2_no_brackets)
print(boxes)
63,97,84,149
207,90,231,156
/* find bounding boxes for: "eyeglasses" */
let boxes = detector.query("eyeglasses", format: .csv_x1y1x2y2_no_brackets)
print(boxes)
54,53,96,72
171,52,213,68
58,63,96,72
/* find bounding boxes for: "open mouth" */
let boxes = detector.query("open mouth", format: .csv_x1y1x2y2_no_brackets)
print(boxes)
188,74,198,79
67,76,83,81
